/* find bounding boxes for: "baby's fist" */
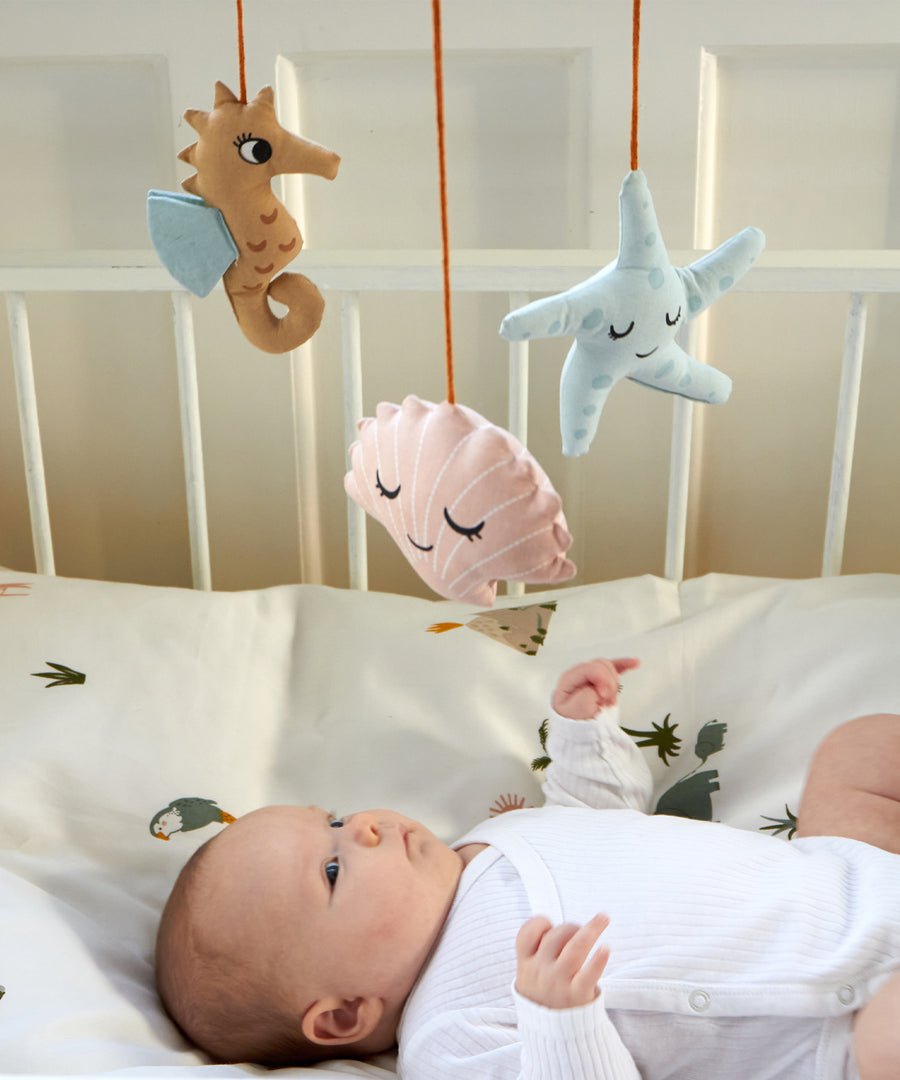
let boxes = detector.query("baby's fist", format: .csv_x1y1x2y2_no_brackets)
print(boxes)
552,658,640,719
515,914,610,1010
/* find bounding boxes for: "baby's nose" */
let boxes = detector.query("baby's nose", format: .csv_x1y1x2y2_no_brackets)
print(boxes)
348,812,381,847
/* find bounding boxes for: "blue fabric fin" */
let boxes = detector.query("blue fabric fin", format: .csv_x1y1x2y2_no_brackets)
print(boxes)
147,190,239,297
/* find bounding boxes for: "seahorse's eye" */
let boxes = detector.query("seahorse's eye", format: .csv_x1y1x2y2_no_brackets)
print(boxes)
376,470,401,499
666,306,682,327
443,507,484,542
324,859,340,888
234,133,273,164
608,320,635,341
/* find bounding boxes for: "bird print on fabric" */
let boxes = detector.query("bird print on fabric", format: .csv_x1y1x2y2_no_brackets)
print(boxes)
150,797,236,840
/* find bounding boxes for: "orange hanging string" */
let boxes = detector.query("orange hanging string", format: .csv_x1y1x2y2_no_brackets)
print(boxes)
236,0,248,103
631,0,641,171
431,0,456,405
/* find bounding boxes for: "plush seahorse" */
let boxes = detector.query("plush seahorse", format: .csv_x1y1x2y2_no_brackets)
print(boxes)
177,82,340,354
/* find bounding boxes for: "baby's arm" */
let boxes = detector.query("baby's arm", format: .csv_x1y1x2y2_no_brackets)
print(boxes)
541,658,653,813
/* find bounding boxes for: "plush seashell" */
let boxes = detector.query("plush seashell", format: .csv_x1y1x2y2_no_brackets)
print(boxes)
344,395,576,606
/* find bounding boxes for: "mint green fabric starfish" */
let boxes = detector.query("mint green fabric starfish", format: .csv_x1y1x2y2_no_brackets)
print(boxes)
500,170,765,456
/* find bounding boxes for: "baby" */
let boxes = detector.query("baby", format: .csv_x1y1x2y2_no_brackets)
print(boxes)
156,658,900,1079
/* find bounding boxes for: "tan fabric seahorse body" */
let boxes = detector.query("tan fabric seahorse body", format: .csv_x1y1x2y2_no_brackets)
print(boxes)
179,82,339,354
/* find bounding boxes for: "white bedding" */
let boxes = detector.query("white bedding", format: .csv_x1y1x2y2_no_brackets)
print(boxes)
1,569,899,1078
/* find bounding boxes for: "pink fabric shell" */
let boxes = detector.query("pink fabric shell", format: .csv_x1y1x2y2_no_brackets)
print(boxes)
344,395,576,606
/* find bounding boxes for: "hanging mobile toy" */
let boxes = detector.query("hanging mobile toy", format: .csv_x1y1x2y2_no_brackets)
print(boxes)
500,0,765,457
147,1,339,354
344,1,575,607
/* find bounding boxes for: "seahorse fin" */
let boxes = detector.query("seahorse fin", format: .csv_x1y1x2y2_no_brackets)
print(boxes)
181,174,201,196
148,190,239,297
177,143,197,166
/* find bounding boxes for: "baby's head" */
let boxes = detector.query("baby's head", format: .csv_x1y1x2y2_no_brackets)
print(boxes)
155,805,463,1066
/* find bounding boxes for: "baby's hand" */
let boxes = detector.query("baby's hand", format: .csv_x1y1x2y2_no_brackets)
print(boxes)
515,914,610,1009
551,658,640,719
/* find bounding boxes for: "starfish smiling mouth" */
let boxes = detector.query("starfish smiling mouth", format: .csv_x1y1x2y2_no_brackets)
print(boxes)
408,535,434,552
635,347,658,359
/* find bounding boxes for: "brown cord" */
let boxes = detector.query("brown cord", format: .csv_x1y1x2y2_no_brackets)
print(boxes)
432,0,455,405
631,0,641,171
236,0,247,103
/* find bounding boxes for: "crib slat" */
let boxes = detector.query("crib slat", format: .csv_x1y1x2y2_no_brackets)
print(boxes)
664,319,704,583
665,397,694,583
171,292,212,591
342,292,368,591
505,291,530,599
5,292,55,576
822,293,868,577
507,291,530,446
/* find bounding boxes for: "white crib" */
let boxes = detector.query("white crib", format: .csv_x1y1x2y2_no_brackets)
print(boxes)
3,246,898,595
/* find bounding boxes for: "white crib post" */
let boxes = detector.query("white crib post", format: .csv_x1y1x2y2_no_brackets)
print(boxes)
665,397,694,583
6,292,55,576
821,293,868,577
664,318,702,583
505,290,530,599
342,292,368,591
507,291,530,447
171,292,212,591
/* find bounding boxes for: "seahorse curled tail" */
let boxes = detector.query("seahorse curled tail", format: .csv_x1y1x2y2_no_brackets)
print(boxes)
225,271,325,354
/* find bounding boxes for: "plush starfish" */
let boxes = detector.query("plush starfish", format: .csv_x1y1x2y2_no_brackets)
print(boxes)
499,170,765,456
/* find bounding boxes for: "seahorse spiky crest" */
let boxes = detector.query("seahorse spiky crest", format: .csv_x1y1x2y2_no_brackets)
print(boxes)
253,85,275,108
180,174,201,196
178,82,340,354
183,109,209,134
214,81,240,107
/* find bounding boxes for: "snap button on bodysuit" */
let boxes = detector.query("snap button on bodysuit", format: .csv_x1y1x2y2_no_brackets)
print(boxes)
837,985,855,1006
689,990,711,1012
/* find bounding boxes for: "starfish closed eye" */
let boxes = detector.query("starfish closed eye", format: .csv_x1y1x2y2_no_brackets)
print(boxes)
499,170,765,457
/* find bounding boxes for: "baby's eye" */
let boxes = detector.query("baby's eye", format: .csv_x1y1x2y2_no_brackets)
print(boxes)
325,859,340,888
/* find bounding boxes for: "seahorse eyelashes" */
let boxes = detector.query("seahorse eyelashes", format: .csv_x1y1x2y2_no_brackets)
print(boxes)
234,133,273,164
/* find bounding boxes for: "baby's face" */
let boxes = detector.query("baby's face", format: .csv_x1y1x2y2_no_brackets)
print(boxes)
198,805,463,1007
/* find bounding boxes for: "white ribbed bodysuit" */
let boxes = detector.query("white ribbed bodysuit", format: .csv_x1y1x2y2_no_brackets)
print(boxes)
397,707,900,1080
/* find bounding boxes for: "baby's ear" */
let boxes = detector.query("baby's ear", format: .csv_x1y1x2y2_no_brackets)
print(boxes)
302,995,384,1045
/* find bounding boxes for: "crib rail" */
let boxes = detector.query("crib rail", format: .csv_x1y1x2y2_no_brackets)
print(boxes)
4,249,900,591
